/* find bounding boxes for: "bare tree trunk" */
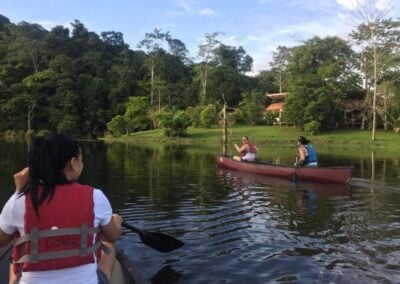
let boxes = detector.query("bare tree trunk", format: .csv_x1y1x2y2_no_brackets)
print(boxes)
371,151,375,182
158,89,161,114
27,102,36,133
200,64,208,106
32,49,39,73
222,94,227,155
361,114,366,130
150,62,155,107
371,31,377,141
384,114,387,131
354,0,392,140
27,112,31,132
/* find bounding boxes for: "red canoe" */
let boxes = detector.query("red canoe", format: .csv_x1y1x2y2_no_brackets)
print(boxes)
216,154,353,184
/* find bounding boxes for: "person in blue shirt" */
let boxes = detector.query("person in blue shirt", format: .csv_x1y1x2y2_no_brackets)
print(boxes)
295,136,318,166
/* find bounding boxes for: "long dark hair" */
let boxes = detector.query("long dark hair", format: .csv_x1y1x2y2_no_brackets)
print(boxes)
22,134,81,216
298,136,310,145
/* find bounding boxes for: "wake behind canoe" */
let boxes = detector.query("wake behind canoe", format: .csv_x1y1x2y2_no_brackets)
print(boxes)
216,154,352,184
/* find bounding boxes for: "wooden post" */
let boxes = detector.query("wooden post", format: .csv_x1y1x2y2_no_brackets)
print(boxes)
222,94,228,155
371,151,375,182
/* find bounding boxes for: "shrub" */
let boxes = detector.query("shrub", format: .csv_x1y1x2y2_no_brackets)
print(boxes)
304,120,321,135
3,130,19,141
200,104,218,128
107,115,127,137
36,129,52,137
264,111,277,125
57,116,80,136
124,97,151,132
157,109,191,137
186,106,203,127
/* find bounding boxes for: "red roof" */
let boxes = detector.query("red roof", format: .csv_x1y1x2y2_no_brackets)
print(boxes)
266,102,284,111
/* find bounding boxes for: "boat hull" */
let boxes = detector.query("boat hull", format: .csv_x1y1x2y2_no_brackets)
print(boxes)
216,155,352,184
0,244,148,284
112,246,148,284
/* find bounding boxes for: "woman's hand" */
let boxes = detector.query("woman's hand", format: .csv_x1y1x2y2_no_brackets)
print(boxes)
112,213,122,231
14,167,29,192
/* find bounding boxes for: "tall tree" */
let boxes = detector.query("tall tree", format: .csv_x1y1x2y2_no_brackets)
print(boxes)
270,46,291,93
70,20,97,58
350,0,399,140
107,49,146,115
22,70,57,131
214,44,253,73
254,70,279,94
284,36,360,131
197,32,222,105
7,21,48,73
45,25,70,58
138,28,170,108
166,37,188,60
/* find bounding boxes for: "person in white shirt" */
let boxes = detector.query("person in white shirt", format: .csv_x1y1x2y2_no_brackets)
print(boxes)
0,134,122,284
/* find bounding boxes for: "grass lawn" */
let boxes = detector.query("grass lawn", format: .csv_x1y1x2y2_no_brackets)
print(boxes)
105,125,400,149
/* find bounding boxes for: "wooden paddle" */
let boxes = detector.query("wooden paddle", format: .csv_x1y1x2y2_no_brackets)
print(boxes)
0,244,12,262
291,156,298,183
122,221,184,253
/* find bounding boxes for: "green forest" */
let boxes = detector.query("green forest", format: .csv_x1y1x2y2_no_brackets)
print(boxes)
0,12,399,139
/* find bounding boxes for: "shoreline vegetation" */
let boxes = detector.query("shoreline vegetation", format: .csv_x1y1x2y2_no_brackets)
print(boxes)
3,126,399,150
103,125,400,148
2,125,399,162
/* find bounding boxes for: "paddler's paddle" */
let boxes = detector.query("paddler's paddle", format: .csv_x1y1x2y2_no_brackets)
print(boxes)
121,221,184,253
0,244,12,262
291,156,298,183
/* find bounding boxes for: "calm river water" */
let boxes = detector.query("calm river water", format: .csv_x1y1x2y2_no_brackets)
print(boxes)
0,139,400,283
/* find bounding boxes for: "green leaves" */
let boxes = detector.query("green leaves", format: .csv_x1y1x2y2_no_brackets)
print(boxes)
124,96,151,133
107,115,127,137
238,91,266,125
285,36,360,131
157,108,191,137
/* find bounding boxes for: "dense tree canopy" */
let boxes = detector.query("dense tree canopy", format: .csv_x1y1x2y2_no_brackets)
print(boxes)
284,36,361,131
0,13,398,138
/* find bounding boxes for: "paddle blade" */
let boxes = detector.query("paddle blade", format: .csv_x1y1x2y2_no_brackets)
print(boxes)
291,171,298,183
138,230,184,253
122,222,184,253
290,162,298,183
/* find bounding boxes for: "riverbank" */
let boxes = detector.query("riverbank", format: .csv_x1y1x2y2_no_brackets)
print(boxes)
104,125,400,149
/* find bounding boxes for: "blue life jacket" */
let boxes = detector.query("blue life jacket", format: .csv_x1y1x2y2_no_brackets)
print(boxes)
304,144,317,164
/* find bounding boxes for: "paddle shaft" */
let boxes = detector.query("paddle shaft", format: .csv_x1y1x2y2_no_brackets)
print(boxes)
121,221,141,234
0,244,12,262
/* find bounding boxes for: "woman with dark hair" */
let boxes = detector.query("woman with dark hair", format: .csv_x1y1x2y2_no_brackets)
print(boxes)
0,134,122,284
295,136,318,166
233,136,259,162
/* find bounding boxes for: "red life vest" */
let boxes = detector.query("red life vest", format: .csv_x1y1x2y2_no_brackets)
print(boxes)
240,142,256,156
12,183,101,272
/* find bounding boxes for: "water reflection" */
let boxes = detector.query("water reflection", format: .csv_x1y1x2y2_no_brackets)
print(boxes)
151,265,183,284
1,140,400,283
